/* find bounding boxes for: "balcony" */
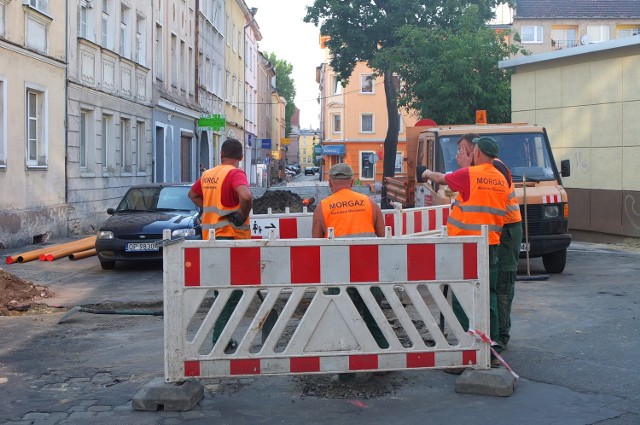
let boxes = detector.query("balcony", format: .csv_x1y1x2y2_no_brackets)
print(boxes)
551,39,579,50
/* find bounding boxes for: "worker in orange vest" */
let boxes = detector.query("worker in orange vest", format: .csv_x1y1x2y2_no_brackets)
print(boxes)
188,138,252,353
422,137,510,365
312,164,388,354
455,133,523,352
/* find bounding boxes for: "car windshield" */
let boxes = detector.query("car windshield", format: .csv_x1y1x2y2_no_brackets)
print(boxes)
116,186,197,212
439,132,558,182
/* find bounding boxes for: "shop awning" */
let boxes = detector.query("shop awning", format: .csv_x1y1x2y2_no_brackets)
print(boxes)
322,145,346,155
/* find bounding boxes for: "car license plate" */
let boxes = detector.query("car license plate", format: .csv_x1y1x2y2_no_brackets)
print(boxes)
126,242,160,252
520,242,529,252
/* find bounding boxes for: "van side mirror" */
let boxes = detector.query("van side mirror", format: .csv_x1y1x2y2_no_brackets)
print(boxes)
560,159,570,177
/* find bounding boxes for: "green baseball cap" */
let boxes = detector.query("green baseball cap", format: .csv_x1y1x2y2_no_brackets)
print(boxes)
472,136,499,158
329,163,354,180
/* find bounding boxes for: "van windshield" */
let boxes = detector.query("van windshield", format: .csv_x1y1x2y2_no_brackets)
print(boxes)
439,132,558,182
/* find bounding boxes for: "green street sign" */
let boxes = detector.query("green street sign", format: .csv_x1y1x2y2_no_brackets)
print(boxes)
198,114,226,130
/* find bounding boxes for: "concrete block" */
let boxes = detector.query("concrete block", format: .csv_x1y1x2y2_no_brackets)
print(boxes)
132,378,204,411
454,368,517,397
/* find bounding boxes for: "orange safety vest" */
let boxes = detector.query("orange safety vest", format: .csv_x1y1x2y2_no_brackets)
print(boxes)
494,158,522,225
320,189,376,238
447,163,509,245
200,164,250,240
505,187,522,224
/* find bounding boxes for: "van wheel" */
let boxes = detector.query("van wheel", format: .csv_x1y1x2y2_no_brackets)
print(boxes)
542,249,566,274
100,260,116,270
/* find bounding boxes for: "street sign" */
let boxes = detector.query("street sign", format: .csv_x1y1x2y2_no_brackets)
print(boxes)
198,114,226,130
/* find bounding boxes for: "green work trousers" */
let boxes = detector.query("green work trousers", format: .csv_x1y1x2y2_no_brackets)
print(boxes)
452,244,500,352
211,289,243,346
497,221,523,347
211,236,242,347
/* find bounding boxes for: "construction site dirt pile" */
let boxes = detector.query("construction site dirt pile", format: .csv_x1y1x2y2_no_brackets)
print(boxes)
252,190,306,214
0,269,54,316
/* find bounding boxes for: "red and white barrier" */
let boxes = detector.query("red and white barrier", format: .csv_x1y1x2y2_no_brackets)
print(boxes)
248,204,450,239
163,228,490,382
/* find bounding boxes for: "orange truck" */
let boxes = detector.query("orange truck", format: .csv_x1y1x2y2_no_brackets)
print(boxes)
386,120,571,273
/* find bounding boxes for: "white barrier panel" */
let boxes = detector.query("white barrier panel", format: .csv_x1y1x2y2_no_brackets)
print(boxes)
390,204,450,237
248,204,450,239
163,232,489,382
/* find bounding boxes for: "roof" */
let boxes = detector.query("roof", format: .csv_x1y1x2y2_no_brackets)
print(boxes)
499,35,640,68
515,0,640,19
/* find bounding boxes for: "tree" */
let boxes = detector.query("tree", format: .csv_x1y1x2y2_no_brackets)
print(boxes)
265,52,297,136
304,0,504,208
384,5,526,124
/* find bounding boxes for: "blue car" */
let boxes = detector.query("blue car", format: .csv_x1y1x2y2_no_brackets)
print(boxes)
95,183,201,270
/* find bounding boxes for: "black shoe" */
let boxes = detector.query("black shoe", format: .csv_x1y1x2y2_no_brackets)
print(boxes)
224,339,238,354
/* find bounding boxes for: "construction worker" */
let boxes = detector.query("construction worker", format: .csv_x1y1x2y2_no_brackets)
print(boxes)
421,137,510,363
311,163,388,353
188,138,252,352
455,133,523,351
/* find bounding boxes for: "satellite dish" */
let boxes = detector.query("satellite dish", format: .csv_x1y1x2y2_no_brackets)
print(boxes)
581,34,592,45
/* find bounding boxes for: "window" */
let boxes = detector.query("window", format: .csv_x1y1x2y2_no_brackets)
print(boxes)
136,14,146,66
155,24,163,80
0,4,4,37
180,40,186,91
102,114,113,170
232,75,237,106
26,0,48,13
170,34,177,87
586,25,609,43
521,25,543,43
79,1,92,39
137,121,145,172
617,25,640,38
332,76,342,95
80,111,87,169
120,118,131,172
332,114,341,133
101,0,114,49
360,151,375,180
360,113,374,133
232,23,237,53
119,4,131,58
0,78,5,168
551,26,578,49
395,151,403,173
26,88,47,167
237,79,242,110
188,47,194,94
225,70,230,102
397,113,404,133
225,13,230,45
361,74,374,93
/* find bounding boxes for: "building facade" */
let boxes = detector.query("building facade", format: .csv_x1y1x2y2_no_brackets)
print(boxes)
513,0,640,55
0,0,68,248
196,0,226,173
66,0,154,235
243,6,260,178
152,0,202,184
501,36,640,237
318,56,418,184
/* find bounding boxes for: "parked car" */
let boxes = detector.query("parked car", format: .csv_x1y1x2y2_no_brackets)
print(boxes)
304,167,315,175
313,166,320,174
95,183,201,270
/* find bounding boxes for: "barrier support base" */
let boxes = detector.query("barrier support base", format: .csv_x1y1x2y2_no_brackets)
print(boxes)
133,377,204,411
454,368,517,397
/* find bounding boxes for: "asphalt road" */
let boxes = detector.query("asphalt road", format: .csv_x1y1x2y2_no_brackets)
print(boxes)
0,240,639,424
